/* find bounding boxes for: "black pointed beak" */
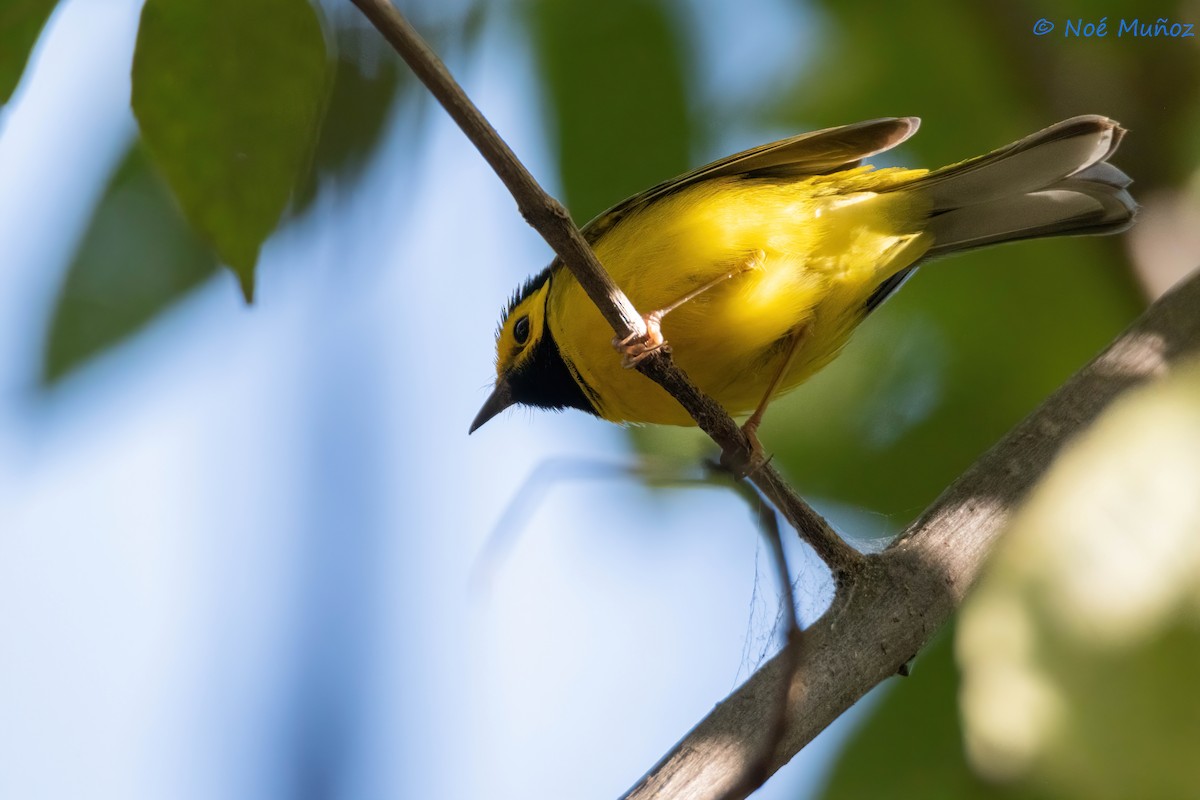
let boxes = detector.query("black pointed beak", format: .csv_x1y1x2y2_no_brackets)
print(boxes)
469,378,515,434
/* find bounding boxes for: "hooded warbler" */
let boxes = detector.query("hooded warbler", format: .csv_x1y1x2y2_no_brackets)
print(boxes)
470,116,1135,441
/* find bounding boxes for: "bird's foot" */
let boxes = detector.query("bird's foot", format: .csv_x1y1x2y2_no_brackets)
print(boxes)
613,311,670,368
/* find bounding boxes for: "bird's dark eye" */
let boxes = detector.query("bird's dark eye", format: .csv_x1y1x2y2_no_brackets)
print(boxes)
513,315,530,345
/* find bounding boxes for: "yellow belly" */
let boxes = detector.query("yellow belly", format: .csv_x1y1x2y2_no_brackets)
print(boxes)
549,169,931,425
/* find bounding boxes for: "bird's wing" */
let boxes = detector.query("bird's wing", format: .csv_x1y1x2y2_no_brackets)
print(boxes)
582,117,921,241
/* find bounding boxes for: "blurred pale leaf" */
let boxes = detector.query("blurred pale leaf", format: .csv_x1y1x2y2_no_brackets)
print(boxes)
43,145,219,383
0,0,57,106
818,633,1050,800
1128,187,1200,299
292,23,405,212
527,0,692,223
131,0,330,301
958,359,1200,800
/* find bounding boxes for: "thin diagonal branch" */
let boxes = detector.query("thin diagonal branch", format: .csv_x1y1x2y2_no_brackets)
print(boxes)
346,0,641,338
347,0,864,578
713,468,804,800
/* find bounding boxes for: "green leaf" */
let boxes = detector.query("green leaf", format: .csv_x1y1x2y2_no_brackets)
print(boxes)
527,0,692,223
43,144,219,383
131,0,330,301
0,0,58,107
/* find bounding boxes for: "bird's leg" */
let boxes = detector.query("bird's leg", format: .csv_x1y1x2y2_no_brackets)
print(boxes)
727,324,807,475
614,250,765,368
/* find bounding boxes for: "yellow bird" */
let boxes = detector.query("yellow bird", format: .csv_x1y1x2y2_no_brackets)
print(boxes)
470,116,1134,447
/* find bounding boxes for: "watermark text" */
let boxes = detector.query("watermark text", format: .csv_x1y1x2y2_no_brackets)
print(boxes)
1032,17,1195,38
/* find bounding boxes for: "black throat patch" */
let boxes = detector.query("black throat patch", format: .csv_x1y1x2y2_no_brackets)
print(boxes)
506,275,599,417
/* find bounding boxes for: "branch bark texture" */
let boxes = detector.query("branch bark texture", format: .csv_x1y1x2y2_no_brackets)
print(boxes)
622,268,1200,799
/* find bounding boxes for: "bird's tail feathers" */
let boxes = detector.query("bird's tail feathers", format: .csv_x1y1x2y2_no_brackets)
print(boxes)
892,116,1136,257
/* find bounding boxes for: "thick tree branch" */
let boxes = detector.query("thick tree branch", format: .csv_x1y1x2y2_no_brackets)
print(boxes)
348,0,863,576
621,268,1200,800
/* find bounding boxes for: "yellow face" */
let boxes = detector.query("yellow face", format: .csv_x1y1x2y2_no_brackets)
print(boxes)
494,283,547,379
471,265,598,433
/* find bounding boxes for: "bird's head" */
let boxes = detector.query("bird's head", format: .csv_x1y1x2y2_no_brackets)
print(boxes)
470,265,596,433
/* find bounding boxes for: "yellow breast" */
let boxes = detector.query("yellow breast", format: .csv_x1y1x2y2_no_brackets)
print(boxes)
549,168,931,425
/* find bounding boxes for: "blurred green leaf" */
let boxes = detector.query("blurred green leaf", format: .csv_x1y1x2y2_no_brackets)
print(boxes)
43,145,219,383
777,2,1036,150
527,0,692,223
959,361,1200,800
818,633,1050,800
131,0,330,301
0,0,57,106
292,23,405,212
